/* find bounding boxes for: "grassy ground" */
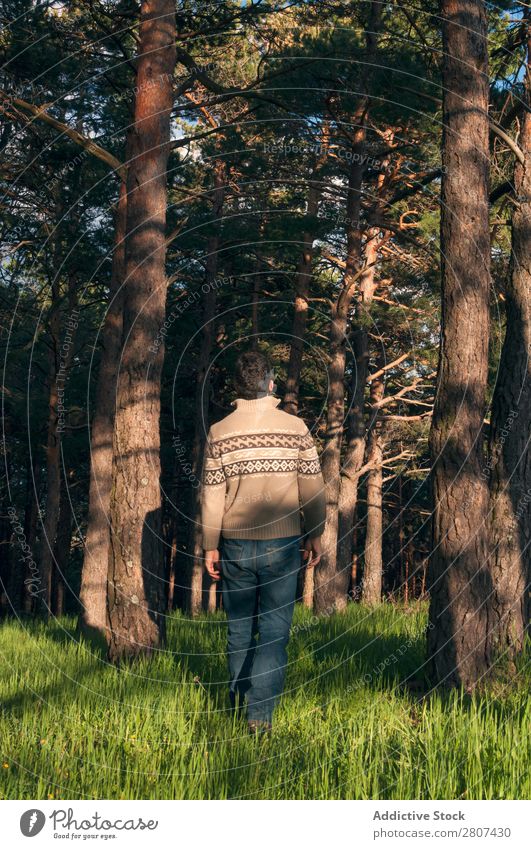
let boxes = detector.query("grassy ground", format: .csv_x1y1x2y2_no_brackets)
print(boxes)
0,602,529,800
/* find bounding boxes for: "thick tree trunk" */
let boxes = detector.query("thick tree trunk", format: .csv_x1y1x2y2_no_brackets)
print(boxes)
188,159,226,615
313,140,365,614
314,299,353,614
336,234,379,582
332,330,368,591
427,0,492,689
313,2,381,614
485,21,531,658
107,0,176,662
79,181,126,640
363,439,383,605
362,371,385,604
314,158,372,615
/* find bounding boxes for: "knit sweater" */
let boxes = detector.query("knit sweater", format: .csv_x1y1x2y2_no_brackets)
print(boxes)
200,395,326,550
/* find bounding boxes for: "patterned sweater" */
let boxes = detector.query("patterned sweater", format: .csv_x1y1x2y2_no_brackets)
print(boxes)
200,395,326,550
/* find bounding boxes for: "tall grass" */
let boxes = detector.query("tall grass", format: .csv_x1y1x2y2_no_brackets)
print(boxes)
0,603,529,799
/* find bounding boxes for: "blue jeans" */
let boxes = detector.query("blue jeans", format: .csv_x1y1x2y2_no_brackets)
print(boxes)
221,535,301,723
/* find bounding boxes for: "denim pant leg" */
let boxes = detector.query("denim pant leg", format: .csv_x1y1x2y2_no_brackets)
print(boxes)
246,536,300,722
221,538,258,705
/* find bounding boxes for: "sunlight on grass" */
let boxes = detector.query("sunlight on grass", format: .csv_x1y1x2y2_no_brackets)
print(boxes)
0,603,529,800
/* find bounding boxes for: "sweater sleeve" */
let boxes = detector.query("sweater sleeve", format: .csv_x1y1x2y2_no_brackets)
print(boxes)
200,428,227,550
297,427,326,538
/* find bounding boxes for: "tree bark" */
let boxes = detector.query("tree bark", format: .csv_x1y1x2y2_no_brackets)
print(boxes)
313,1,382,614
362,368,385,604
250,220,265,350
79,180,126,641
427,0,492,689
313,137,365,615
351,512,359,599
53,475,73,617
485,18,531,658
336,233,379,584
188,158,226,615
207,580,217,613
284,130,329,416
363,439,383,605
164,457,180,612
107,0,176,662
38,285,62,614
39,272,78,614
22,453,41,614
289,140,329,606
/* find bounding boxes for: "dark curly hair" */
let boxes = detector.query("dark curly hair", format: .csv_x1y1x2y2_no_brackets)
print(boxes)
234,350,273,400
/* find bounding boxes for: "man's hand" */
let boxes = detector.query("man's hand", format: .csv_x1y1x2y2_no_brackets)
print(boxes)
303,536,322,568
204,549,221,581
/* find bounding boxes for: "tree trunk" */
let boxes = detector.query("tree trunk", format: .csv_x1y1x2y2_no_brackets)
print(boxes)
7,453,38,614
250,221,265,349
398,475,406,601
207,580,217,613
164,458,179,612
351,514,359,599
485,19,531,658
284,131,328,416
251,273,260,349
53,476,73,617
313,2,382,614
313,136,366,614
38,287,62,614
107,0,176,662
78,180,126,641
362,371,385,604
291,143,329,606
336,233,379,582
363,441,383,605
0,511,12,616
314,303,352,614
427,0,492,689
188,158,226,615
22,453,40,614
406,532,415,603
302,559,314,608
39,273,78,614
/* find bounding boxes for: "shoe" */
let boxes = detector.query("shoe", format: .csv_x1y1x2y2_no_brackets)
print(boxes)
247,719,272,735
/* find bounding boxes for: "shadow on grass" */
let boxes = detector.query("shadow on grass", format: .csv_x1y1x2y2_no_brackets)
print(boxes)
168,607,430,716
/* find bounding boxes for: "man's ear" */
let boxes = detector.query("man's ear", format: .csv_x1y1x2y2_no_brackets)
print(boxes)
268,378,274,392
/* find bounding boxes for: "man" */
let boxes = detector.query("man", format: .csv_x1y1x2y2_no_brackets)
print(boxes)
201,351,326,733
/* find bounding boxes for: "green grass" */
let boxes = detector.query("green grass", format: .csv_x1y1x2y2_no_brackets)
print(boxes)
0,603,529,800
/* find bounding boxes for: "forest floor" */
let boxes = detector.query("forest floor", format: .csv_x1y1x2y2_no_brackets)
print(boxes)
0,603,529,799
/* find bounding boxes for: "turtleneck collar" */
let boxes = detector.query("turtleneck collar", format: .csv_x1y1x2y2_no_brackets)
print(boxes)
233,395,281,412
